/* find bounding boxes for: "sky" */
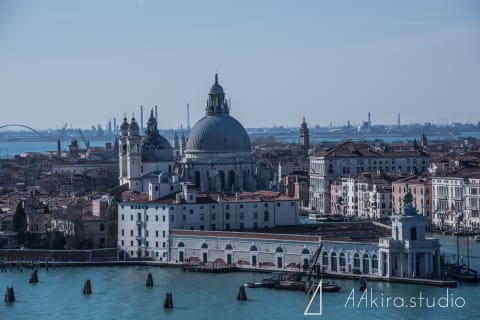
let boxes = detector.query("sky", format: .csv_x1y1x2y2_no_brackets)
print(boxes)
0,0,479,130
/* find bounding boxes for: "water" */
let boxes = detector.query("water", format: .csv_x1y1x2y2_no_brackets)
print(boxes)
1,235,479,320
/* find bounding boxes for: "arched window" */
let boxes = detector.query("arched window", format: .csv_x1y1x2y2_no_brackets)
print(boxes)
331,252,337,272
225,244,233,250
354,253,360,270
201,243,208,249
372,254,378,270
218,170,225,189
178,242,185,248
250,245,258,251
228,170,235,190
301,248,310,255
275,247,284,253
194,171,201,188
363,254,370,274
322,251,329,266
339,252,346,267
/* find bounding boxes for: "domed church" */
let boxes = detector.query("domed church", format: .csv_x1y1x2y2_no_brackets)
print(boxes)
182,74,256,192
119,110,174,192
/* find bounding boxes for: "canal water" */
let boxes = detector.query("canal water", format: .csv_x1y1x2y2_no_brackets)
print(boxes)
1,235,480,320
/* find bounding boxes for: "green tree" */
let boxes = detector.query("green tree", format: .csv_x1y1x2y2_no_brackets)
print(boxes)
13,201,27,236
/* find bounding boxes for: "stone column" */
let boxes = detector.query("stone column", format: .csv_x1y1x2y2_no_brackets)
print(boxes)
436,251,441,277
386,253,391,277
400,253,404,277
412,253,417,278
407,252,412,278
378,251,384,276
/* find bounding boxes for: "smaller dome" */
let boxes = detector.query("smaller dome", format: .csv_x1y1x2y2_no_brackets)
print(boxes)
129,117,139,136
120,116,129,136
210,73,224,95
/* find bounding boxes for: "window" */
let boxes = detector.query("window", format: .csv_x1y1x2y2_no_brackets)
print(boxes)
226,223,230,230
145,215,149,221
190,209,194,214
155,215,158,221
162,215,166,222
240,212,244,220
226,205,230,209
264,211,269,222
121,229,124,236
130,230,133,236
155,231,159,237
121,214,124,221
264,203,268,207
170,215,175,222
130,241,133,246
212,213,216,220
254,212,258,219
240,204,243,208
162,231,166,237
121,240,124,246
163,242,166,248
156,242,159,248
225,213,230,220
130,215,133,221
276,202,281,207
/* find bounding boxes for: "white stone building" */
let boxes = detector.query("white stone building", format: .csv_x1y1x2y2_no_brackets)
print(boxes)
378,197,441,278
309,141,429,214
117,179,300,259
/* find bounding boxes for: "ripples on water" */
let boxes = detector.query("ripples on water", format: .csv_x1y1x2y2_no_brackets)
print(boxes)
1,264,479,320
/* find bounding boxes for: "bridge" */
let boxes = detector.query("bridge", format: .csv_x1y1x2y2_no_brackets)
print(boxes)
0,124,44,137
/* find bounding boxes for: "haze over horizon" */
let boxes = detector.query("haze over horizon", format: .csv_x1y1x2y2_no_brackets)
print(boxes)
1,0,479,130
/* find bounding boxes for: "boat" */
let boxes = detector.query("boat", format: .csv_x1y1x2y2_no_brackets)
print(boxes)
474,235,480,242
446,214,480,282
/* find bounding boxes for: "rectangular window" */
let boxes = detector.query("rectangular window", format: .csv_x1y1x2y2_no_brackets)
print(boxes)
121,229,124,236
162,215,166,222
226,223,230,230
130,241,133,246
130,230,133,236
211,224,216,230
121,240,124,246
121,214,124,221
162,231,166,237
155,215,158,221
156,242,159,248
155,231,159,237
225,212,230,220
190,209,194,214
130,215,133,221
163,242,166,248
212,214,216,220
264,211,269,222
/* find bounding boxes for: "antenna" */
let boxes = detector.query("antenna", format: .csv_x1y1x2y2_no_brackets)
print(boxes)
187,103,190,136
140,105,144,134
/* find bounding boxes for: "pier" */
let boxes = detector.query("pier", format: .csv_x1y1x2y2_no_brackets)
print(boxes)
182,262,237,273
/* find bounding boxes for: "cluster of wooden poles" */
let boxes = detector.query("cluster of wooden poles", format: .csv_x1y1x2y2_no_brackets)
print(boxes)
4,270,249,305
1,258,58,273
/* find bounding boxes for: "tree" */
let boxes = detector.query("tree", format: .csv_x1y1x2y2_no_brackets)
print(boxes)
13,201,27,237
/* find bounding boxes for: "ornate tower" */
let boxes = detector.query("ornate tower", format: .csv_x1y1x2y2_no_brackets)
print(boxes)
126,115,142,191
119,115,130,185
299,117,309,156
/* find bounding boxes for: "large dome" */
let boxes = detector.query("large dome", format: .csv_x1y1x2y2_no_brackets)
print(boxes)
186,114,251,153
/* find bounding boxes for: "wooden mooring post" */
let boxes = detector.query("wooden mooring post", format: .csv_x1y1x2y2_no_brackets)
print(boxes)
4,287,15,303
163,292,173,309
83,279,92,295
146,272,154,287
29,269,39,284
237,286,247,301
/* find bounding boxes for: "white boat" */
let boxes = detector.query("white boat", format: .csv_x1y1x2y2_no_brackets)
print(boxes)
307,213,328,222
474,235,480,242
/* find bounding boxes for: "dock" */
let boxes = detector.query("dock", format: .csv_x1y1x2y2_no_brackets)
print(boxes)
182,262,237,273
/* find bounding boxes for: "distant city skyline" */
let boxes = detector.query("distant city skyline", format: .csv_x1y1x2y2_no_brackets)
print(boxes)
1,0,479,130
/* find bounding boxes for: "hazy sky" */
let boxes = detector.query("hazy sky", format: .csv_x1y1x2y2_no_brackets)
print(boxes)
1,0,479,130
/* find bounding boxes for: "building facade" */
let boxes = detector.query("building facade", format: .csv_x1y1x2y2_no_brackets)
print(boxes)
309,141,429,214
